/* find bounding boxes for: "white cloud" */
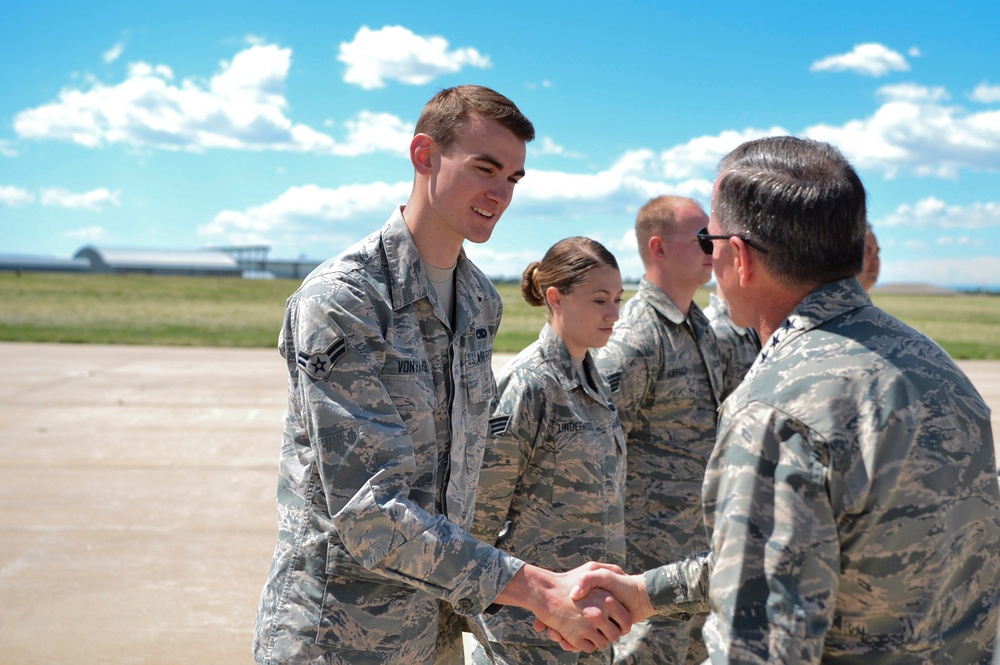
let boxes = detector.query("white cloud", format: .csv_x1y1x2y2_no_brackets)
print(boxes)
810,43,910,77
198,117,796,263
655,126,788,180
65,225,109,241
13,43,408,156
530,136,584,159
876,83,949,103
336,111,413,156
211,44,289,107
338,25,491,90
881,255,1000,288
0,140,16,157
0,185,35,207
103,42,123,64
934,235,985,246
969,82,1000,104
804,92,1000,177
512,159,712,222
200,181,413,253
40,187,121,211
198,146,723,263
879,197,1000,229
526,80,554,91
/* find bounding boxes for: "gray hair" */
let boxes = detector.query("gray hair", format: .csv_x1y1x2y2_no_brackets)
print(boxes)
714,136,867,287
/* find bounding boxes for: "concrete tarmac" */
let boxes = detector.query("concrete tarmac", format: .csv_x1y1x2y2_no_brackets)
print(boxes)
1,342,998,664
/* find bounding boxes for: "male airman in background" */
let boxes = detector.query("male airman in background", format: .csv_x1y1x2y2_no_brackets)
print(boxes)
595,195,724,664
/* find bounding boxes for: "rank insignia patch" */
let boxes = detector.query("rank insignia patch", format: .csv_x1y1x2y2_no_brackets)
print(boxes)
605,370,622,393
489,415,512,436
297,337,347,380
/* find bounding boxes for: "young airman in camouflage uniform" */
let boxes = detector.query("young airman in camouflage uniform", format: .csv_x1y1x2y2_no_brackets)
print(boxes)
595,196,724,665
471,237,627,665
253,86,630,665
568,136,1000,664
703,288,761,396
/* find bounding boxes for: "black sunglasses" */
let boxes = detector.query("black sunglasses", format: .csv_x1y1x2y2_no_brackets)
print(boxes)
696,228,768,255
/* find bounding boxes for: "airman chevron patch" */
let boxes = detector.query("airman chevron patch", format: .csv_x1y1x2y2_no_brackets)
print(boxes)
606,370,622,393
489,415,511,436
297,337,347,380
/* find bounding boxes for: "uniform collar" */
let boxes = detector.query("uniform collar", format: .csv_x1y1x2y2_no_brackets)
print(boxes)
757,277,872,366
537,323,606,400
708,292,730,317
382,207,485,321
637,277,688,325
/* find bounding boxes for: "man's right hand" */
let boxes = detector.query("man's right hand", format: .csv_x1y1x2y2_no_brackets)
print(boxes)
531,563,655,651
492,562,634,652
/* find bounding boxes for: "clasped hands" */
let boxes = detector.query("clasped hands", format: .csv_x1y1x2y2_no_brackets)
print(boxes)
502,561,654,653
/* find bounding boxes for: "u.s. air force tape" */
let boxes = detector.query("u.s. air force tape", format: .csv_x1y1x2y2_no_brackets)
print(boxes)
296,337,347,380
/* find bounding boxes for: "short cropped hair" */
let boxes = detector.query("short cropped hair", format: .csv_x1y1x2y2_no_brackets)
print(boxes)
714,136,867,287
522,237,619,316
635,196,703,265
415,85,535,154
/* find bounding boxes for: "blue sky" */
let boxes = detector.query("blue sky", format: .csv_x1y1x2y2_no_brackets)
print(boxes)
2,1,999,288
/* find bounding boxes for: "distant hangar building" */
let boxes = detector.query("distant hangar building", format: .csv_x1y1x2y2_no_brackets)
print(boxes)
0,244,321,280
73,246,243,277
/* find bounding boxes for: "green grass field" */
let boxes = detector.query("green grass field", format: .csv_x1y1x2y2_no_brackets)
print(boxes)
2,272,999,359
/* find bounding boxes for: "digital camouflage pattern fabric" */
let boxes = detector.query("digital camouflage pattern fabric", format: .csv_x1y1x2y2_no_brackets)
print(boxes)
595,277,724,665
471,323,626,664
253,209,524,665
704,292,761,397
698,278,1000,664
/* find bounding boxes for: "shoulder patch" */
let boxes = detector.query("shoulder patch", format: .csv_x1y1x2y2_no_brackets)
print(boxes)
296,337,347,380
489,415,512,436
606,370,622,393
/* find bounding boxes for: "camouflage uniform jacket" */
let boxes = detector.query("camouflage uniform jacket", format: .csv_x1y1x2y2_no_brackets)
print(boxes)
594,277,725,575
253,208,524,665
704,292,761,397
471,323,627,647
697,278,1000,663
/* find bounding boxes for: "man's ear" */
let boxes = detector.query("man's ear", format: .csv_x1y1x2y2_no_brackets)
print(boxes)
732,237,754,287
648,236,665,260
411,133,433,175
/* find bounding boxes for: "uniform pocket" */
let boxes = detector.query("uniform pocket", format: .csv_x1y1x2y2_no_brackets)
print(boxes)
549,444,608,519
465,362,495,404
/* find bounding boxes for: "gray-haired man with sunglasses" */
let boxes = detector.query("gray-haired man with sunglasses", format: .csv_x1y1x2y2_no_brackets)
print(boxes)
563,136,1000,664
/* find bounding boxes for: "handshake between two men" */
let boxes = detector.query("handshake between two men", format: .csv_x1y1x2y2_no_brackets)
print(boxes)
509,553,710,654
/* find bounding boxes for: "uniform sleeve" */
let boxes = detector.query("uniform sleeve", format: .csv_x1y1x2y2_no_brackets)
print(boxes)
702,402,840,664
287,283,522,615
471,365,544,544
645,549,712,616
